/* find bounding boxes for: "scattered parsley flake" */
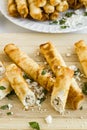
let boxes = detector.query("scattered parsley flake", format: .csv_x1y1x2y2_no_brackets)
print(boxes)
41,70,46,75
82,82,87,95
49,20,58,25
0,105,9,110
29,121,40,130
7,112,12,115
74,68,80,76
59,18,66,25
23,73,29,79
65,12,75,17
80,106,83,110
60,25,69,29
0,86,6,90
84,12,87,16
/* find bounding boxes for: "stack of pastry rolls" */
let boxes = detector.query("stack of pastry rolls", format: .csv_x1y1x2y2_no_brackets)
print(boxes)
0,61,35,108
8,0,69,21
40,42,84,112
4,42,84,113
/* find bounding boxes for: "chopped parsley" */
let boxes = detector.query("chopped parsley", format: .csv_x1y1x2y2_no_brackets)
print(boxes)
79,106,83,110
74,68,80,76
84,12,87,16
7,112,13,115
0,105,9,110
60,25,69,29
65,12,75,17
49,20,58,25
29,122,40,130
23,73,29,79
41,70,46,75
59,18,66,25
39,97,46,104
82,82,87,95
0,86,6,90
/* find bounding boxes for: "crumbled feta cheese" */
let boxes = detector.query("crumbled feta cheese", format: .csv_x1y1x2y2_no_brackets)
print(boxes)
8,104,13,110
36,100,41,106
69,65,77,71
66,53,71,57
45,115,53,124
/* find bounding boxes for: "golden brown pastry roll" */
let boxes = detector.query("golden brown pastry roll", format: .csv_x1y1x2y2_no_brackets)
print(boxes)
50,0,61,6
40,42,84,109
56,1,69,12
51,66,73,113
43,3,55,14
15,0,28,18
6,64,35,107
0,77,12,100
29,3,43,20
8,0,19,17
35,0,47,7
4,44,55,91
49,11,59,20
74,40,87,77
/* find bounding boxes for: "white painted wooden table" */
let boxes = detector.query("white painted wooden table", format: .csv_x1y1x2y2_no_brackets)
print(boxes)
0,12,87,33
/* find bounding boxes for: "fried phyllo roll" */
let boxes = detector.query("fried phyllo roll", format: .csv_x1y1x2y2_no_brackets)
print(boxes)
29,3,43,20
4,44,55,91
50,0,61,6
35,0,47,7
43,2,55,14
6,64,35,107
56,1,69,12
15,0,28,18
49,11,59,20
51,67,73,113
67,0,83,9
74,40,87,77
8,0,19,17
0,77,12,100
40,42,84,109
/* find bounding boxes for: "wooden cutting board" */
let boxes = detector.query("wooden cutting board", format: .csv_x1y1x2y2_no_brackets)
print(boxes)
0,33,87,130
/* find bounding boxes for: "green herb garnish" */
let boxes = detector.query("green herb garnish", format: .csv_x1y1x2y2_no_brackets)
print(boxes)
82,82,87,95
23,73,29,79
42,89,48,95
74,68,80,76
7,112,12,115
0,105,9,110
41,70,46,75
65,12,75,17
59,18,66,25
79,106,83,110
29,122,40,130
39,97,46,104
49,20,58,25
60,25,69,29
84,12,87,16
0,86,6,90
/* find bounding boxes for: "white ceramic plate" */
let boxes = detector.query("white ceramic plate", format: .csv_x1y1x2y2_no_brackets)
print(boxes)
0,0,87,33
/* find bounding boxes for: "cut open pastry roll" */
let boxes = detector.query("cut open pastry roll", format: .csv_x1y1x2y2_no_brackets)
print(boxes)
40,42,84,109
0,61,5,77
15,0,28,18
4,44,55,91
6,64,35,107
0,77,12,100
8,0,19,17
74,40,87,77
51,66,73,113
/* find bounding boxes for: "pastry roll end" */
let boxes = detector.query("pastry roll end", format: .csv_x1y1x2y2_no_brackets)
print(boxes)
51,67,74,113
6,64,35,107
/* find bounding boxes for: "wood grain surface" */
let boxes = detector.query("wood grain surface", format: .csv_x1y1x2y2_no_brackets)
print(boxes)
0,33,87,130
